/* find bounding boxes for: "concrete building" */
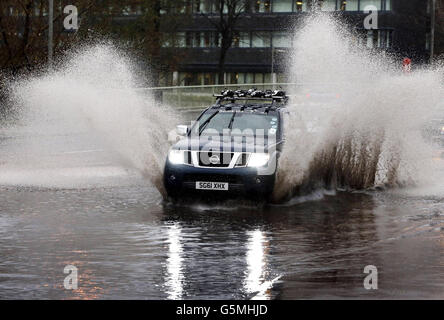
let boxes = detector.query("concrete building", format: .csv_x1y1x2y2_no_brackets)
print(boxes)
158,0,435,86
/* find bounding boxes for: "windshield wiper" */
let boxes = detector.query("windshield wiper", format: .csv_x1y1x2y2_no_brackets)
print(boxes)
199,111,219,135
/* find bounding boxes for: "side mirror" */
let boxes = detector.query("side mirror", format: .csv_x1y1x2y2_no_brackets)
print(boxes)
176,125,189,137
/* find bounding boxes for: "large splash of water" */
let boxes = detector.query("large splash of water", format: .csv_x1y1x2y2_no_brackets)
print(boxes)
1,17,443,204
273,15,444,202
4,45,179,195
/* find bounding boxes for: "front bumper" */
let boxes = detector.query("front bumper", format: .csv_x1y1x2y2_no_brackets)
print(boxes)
163,162,276,199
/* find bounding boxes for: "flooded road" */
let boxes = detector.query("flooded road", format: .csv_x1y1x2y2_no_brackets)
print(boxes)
1,13,443,299
1,126,444,299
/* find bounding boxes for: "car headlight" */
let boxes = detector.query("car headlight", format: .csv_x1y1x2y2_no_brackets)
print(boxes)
168,149,185,165
248,153,270,167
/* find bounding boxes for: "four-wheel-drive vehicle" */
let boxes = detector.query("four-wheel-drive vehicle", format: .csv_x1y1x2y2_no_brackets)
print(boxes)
163,89,289,201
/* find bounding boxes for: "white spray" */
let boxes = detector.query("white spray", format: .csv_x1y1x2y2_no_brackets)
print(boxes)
7,45,179,195
273,15,444,202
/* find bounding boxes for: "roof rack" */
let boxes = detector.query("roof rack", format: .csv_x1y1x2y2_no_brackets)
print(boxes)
213,88,289,105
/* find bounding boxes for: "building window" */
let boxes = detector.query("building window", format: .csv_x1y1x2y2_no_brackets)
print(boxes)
380,30,392,48
228,73,240,84
319,0,337,11
186,32,194,47
177,0,193,14
196,73,211,85
212,32,220,47
179,72,197,86
176,32,186,47
364,29,392,49
236,1,247,12
195,32,207,48
239,32,251,47
341,0,358,11
272,32,292,47
360,0,382,11
207,32,216,47
277,73,288,83
254,0,271,13
252,32,271,47
366,30,375,48
232,32,240,47
197,0,214,13
295,0,308,12
160,72,173,86
179,73,218,85
135,5,143,15
222,3,229,14
172,31,220,48
386,30,391,48
272,0,293,12
178,0,391,14
236,73,245,84
173,72,289,86
191,32,199,47
122,6,131,15
205,73,217,85
162,38,171,48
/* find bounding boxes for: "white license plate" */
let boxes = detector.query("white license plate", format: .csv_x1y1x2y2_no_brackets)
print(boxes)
196,181,229,191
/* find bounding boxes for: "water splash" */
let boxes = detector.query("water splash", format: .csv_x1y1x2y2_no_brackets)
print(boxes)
2,20,443,203
4,44,179,195
273,15,444,202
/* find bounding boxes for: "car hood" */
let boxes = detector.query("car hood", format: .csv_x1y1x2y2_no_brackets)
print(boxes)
172,136,280,153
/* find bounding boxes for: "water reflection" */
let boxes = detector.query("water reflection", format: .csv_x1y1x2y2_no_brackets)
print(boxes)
164,223,185,300
3,185,443,299
244,229,274,300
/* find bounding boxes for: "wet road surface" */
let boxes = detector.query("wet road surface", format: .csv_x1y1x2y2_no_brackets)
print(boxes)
1,123,444,299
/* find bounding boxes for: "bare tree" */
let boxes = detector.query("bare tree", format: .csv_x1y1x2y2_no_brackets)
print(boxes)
201,0,246,84
0,0,188,86
112,0,189,86
0,0,96,75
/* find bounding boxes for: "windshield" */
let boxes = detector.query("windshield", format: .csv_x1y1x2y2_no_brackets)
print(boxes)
198,111,279,136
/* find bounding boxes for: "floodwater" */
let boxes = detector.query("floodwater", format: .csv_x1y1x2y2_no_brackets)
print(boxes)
1,119,444,300
1,15,444,300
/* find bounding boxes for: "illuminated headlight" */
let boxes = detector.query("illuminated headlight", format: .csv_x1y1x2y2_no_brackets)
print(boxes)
247,153,270,167
168,149,185,165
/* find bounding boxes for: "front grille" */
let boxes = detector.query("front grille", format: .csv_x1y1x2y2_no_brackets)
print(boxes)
183,174,242,184
198,151,233,168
